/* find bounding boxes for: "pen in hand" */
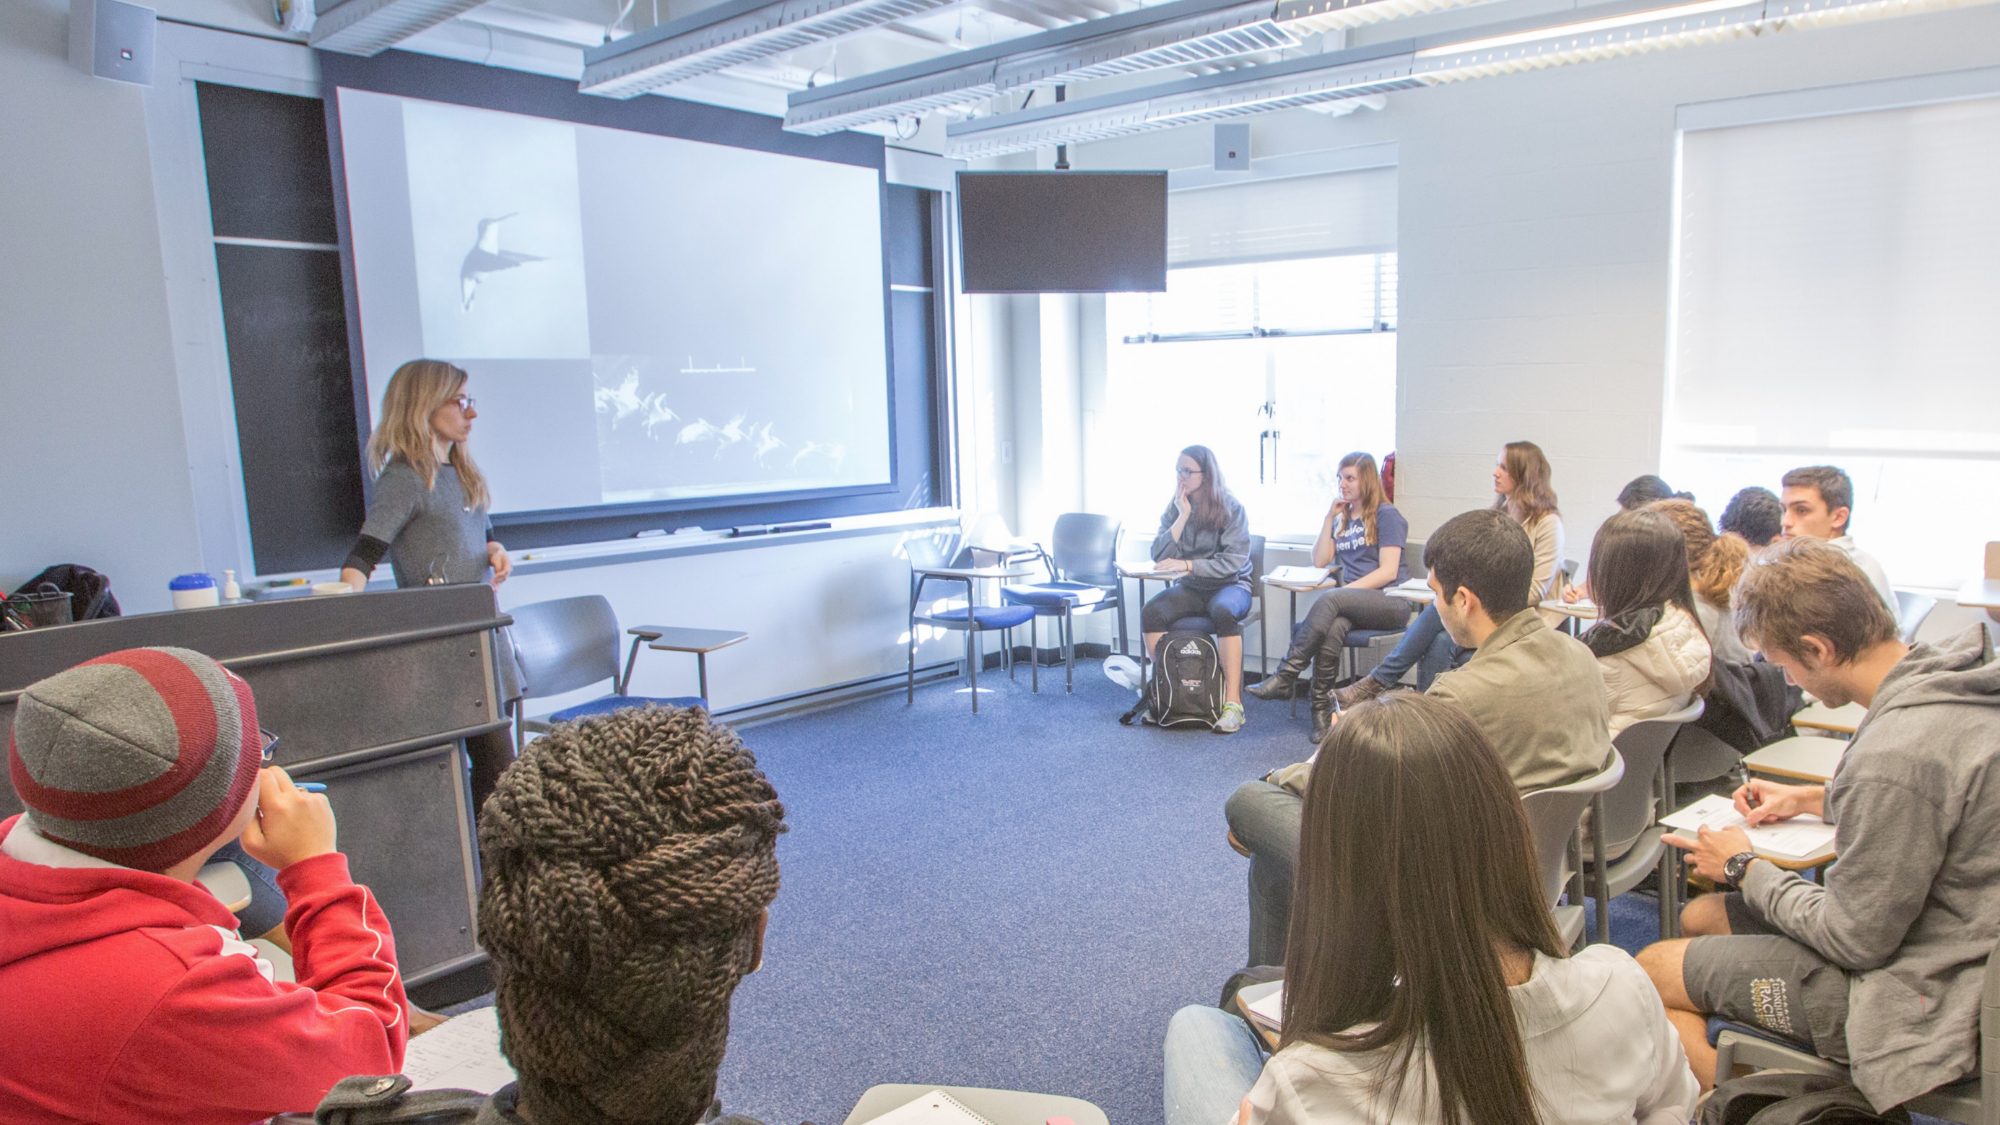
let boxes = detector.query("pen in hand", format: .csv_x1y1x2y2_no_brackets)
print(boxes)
296,782,327,793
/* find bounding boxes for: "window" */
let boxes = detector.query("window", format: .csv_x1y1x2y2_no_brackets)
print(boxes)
1094,251,1398,540
1664,93,2000,589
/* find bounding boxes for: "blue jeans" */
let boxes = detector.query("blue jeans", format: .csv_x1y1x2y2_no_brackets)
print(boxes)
1364,603,1469,689
1225,780,1303,966
212,841,288,937
1164,1005,1268,1125
1142,582,1253,638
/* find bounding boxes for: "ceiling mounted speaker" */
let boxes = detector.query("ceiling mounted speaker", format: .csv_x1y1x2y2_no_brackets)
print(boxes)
69,0,155,86
1215,122,1251,170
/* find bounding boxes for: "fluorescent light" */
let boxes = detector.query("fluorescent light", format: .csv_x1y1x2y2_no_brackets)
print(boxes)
309,0,490,56
1410,0,1763,79
787,0,1292,135
948,0,2000,155
945,41,1419,156
581,0,959,98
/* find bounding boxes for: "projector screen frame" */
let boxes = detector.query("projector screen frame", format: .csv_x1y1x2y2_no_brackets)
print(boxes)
318,50,924,547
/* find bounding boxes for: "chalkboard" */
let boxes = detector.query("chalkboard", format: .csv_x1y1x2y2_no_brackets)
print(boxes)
196,83,366,575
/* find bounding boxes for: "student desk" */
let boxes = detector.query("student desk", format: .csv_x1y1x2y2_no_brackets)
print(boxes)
1957,578,2000,610
844,1085,1109,1125
1745,735,1847,784
1791,701,1865,737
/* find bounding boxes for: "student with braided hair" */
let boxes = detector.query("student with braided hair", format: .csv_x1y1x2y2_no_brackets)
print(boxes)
315,705,786,1125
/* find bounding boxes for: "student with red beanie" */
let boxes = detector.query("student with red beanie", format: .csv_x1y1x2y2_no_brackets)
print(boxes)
0,646,410,1123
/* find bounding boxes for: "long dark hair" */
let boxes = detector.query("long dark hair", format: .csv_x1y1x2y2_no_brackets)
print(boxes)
1284,693,1561,1125
1493,441,1559,525
1178,444,1230,535
1587,508,1699,622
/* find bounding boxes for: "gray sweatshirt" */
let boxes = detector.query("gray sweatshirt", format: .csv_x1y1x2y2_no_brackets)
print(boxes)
1150,493,1252,594
1741,625,2000,1109
357,462,494,588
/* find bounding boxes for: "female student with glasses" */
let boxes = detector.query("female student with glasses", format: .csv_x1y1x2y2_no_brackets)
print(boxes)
339,360,512,592
1142,445,1254,732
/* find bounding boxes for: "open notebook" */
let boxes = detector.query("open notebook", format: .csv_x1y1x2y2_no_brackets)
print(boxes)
1662,795,1836,862
860,1089,998,1125
400,1006,516,1095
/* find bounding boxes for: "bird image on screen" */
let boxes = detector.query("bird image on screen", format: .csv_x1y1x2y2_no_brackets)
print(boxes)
334,88,893,516
459,214,547,310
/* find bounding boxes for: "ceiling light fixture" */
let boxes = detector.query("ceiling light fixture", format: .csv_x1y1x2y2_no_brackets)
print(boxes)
309,0,491,55
945,0,1998,155
580,0,960,98
784,0,1504,135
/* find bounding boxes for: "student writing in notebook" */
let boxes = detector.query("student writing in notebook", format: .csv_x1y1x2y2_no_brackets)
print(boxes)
1641,538,2000,1109
315,706,786,1124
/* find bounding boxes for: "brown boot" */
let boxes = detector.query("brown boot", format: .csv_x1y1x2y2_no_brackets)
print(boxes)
1333,673,1393,711
1246,650,1311,700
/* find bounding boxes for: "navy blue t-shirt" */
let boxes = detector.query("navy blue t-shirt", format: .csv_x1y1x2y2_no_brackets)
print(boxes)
1332,503,1409,585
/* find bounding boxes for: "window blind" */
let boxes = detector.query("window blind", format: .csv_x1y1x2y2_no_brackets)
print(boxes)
1168,166,1397,269
1667,95,2000,588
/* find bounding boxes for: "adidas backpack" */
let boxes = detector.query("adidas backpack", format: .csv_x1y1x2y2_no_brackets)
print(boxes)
1144,630,1224,730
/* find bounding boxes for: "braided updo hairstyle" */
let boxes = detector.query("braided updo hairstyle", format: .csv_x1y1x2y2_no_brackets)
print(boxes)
477,706,786,1125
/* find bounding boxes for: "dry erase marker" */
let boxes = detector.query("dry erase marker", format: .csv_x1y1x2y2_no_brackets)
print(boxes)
297,782,327,793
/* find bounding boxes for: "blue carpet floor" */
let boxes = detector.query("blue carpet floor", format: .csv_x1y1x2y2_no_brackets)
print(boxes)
708,660,1668,1125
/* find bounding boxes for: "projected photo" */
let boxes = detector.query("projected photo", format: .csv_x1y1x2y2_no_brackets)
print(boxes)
335,88,893,514
591,357,859,502
402,99,591,360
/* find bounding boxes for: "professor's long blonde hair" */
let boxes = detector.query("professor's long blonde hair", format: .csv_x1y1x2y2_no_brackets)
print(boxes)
366,359,490,512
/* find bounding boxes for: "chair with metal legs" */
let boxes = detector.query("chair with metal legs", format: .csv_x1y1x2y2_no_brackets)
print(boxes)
1003,513,1124,694
907,537,1034,714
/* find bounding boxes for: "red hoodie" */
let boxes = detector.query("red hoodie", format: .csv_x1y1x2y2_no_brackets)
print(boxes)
0,815,409,1123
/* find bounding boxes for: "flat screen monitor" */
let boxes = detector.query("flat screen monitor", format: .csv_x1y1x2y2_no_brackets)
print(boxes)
957,171,1167,294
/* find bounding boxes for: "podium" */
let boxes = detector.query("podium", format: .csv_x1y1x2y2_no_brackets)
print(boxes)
0,586,511,986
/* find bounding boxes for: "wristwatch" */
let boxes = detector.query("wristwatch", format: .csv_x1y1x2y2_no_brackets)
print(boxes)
1723,850,1758,888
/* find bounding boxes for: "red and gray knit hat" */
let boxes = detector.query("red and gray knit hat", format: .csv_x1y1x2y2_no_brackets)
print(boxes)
7,646,262,871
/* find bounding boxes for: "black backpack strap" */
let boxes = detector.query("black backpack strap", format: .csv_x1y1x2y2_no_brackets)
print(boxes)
312,1075,490,1123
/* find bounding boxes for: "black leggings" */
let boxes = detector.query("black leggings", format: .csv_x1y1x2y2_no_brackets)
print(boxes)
1141,583,1253,638
1279,587,1412,673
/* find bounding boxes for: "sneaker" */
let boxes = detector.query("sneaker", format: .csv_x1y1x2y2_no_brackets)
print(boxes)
1216,702,1246,733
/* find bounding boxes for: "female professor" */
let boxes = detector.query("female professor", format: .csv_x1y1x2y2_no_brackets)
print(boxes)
340,360,512,592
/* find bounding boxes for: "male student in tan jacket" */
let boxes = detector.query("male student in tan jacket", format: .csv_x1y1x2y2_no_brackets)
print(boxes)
1226,509,1611,965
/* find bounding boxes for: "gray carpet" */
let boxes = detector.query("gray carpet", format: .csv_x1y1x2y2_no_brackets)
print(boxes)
708,660,1666,1125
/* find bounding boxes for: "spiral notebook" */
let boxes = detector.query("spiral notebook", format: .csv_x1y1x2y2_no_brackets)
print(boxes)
860,1089,998,1125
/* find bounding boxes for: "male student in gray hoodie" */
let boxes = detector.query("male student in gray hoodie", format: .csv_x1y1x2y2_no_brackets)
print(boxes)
1638,537,2000,1111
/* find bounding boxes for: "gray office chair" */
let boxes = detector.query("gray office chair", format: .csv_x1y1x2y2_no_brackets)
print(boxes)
1896,589,1937,646
1003,512,1125,694
1581,698,1705,943
1711,931,1998,1122
1521,752,1625,950
509,595,704,751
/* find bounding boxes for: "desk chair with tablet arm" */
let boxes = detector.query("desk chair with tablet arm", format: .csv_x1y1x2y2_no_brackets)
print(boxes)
509,595,708,751
1580,698,1705,942
906,537,1034,714
1002,513,1124,694
1521,752,1624,951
